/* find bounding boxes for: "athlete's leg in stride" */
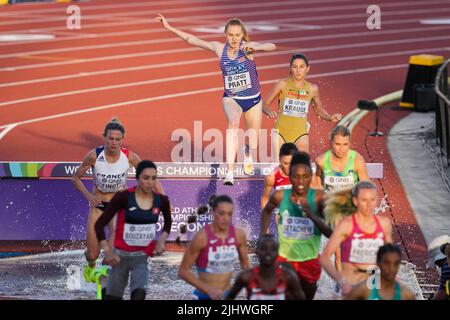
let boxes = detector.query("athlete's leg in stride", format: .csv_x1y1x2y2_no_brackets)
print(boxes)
85,207,103,267
295,135,309,153
243,101,262,167
223,97,243,185
271,130,285,163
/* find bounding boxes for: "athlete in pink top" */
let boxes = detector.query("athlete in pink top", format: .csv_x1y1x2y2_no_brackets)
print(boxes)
178,195,250,300
320,181,393,297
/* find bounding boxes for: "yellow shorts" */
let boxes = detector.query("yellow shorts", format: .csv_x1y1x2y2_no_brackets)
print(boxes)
275,115,309,143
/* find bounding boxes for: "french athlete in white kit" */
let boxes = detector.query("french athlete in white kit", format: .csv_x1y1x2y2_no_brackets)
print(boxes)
72,119,165,286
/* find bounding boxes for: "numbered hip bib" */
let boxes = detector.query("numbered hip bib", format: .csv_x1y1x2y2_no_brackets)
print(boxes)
224,71,252,93
281,214,314,240
123,223,156,247
349,237,384,264
282,98,309,118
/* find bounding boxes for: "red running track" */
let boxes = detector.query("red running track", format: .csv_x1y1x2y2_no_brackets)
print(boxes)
0,0,448,296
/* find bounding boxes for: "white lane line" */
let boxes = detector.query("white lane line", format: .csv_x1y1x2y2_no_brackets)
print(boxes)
0,0,353,16
0,124,18,140
1,9,450,61
0,3,450,49
1,0,446,30
1,34,449,107
0,63,408,138
2,15,448,72
0,0,375,27
1,44,448,89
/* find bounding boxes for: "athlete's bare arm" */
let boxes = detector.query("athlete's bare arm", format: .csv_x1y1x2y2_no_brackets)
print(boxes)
379,216,393,243
242,41,277,52
300,190,332,238
320,217,353,292
401,284,416,300
178,230,224,300
225,270,251,300
261,173,275,208
236,228,250,269
283,268,307,300
310,85,342,122
263,79,286,118
354,152,369,181
344,282,369,300
260,190,283,235
313,155,325,189
156,14,222,56
72,150,101,207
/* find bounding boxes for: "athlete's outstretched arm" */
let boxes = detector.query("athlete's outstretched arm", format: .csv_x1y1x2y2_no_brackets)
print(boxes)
263,80,285,119
310,85,342,122
156,14,221,54
72,150,101,207
260,191,282,235
242,41,277,52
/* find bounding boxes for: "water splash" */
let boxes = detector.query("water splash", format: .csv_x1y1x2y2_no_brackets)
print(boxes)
374,194,390,215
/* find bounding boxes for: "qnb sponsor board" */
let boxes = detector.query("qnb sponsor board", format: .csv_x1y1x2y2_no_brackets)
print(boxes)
0,162,384,178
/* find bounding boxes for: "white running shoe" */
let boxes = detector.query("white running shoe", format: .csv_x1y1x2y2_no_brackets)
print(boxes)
243,147,254,175
223,170,234,186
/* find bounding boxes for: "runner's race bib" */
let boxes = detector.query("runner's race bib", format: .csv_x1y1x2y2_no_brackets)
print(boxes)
324,174,355,191
282,98,309,118
349,237,384,264
275,184,292,191
250,291,285,300
281,212,314,240
225,72,252,93
206,245,239,273
124,223,156,247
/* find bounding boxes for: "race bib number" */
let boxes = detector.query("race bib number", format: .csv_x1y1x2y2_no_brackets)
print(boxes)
349,237,384,264
224,72,252,93
250,292,285,300
282,98,309,118
124,223,155,247
324,174,355,191
206,245,239,273
281,212,314,240
275,184,292,191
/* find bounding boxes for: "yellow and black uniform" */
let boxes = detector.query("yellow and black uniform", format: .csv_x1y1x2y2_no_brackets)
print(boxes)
275,78,314,143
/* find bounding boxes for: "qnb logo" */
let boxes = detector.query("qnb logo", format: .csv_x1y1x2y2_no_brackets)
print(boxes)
66,265,82,291
366,5,381,30
66,5,81,30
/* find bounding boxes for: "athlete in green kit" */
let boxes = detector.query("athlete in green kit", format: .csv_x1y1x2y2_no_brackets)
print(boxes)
261,151,332,299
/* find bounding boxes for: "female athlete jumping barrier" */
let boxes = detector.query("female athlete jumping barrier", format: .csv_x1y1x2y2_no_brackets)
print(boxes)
156,14,277,185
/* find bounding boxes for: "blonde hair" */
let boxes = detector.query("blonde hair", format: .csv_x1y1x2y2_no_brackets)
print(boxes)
324,188,356,228
224,18,249,42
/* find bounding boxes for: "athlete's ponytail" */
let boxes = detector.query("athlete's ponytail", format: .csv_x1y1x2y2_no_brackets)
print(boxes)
103,117,125,137
324,188,356,228
224,18,250,42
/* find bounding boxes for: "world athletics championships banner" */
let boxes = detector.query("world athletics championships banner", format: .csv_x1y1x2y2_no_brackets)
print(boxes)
0,162,383,241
